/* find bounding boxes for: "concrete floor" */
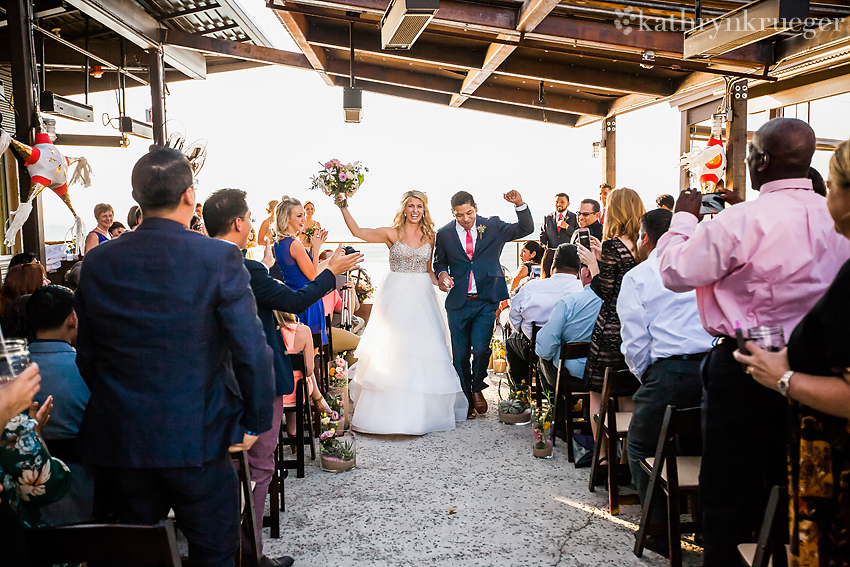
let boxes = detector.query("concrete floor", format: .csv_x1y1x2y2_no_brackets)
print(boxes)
263,376,703,567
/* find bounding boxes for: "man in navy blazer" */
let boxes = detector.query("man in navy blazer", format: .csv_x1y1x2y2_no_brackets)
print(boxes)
434,190,533,418
75,148,273,567
204,188,362,566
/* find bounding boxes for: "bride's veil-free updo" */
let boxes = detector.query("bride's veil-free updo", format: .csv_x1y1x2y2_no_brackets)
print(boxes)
392,190,435,242
274,195,302,241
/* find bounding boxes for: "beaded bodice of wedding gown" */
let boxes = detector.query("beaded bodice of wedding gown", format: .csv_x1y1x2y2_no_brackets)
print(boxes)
388,240,431,274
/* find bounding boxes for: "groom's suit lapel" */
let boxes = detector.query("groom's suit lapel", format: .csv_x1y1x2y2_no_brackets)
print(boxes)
450,220,469,260
472,215,487,259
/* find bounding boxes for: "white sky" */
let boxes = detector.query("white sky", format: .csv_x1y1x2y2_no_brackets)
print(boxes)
38,1,850,243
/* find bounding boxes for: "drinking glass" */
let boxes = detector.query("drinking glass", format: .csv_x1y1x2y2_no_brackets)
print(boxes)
747,325,785,353
0,339,31,382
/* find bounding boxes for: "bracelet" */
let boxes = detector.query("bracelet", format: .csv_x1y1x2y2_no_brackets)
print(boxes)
777,370,794,397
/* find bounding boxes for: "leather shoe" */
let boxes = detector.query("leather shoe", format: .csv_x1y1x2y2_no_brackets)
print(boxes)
472,392,488,414
466,408,477,420
260,556,295,567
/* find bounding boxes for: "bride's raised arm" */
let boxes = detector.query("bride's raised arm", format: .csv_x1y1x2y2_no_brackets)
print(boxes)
338,205,396,246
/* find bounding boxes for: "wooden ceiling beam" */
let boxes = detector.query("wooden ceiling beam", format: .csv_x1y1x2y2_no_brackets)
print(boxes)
498,56,674,97
272,9,335,85
324,58,462,94
159,28,313,69
471,82,608,116
461,98,579,126
330,76,452,105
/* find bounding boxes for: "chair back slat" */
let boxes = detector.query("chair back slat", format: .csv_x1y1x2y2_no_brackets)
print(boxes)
24,520,182,566
560,341,590,361
289,352,306,373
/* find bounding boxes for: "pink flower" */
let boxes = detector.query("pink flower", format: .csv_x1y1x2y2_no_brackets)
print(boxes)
533,431,542,441
325,162,333,170
339,173,347,182
332,158,340,165
320,431,334,441
330,410,340,421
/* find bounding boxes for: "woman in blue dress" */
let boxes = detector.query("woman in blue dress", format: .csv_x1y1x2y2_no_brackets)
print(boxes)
273,196,329,344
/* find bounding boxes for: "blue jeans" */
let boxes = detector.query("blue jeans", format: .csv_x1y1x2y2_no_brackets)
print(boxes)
627,356,704,528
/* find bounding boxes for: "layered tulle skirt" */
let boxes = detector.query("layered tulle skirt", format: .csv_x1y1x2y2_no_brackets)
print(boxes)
350,271,468,435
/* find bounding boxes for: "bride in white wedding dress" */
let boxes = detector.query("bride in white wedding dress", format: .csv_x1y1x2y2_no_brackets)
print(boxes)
337,191,468,435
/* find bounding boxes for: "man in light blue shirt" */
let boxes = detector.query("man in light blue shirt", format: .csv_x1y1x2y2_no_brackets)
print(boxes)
535,274,603,389
28,285,92,525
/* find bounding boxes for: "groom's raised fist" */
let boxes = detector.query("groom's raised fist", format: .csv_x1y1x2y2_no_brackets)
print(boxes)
503,190,524,206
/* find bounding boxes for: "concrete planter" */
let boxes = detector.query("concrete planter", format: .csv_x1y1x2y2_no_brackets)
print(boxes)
499,408,532,425
320,455,356,472
533,443,553,459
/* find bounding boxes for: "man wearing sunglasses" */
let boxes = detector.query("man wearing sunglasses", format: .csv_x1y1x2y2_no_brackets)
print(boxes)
572,198,603,244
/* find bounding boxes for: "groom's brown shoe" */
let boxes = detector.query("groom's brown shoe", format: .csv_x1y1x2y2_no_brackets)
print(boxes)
472,392,488,414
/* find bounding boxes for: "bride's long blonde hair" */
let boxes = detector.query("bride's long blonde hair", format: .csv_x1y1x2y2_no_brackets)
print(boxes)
391,190,435,242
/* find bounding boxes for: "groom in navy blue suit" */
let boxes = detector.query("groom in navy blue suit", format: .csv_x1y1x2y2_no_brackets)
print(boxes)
434,190,533,418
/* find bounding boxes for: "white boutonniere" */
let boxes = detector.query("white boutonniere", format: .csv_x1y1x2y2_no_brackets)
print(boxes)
477,225,486,237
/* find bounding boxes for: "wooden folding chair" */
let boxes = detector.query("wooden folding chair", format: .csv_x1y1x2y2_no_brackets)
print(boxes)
312,332,329,392
588,367,639,515
634,405,702,567
233,450,260,567
551,341,591,464
528,323,543,409
278,353,316,479
738,485,789,567
23,520,182,566
326,314,335,357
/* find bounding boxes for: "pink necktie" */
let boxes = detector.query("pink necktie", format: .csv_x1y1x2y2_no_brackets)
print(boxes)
466,228,474,292
557,213,563,232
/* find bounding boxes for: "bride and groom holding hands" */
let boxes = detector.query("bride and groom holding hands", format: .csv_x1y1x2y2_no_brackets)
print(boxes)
338,189,533,435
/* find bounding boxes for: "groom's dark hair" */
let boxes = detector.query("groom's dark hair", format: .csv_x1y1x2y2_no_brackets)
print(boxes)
451,191,476,208
553,244,580,274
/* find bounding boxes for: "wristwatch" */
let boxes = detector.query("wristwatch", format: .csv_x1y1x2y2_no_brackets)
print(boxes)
777,370,795,397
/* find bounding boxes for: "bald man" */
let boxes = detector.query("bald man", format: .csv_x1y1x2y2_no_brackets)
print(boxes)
655,118,850,565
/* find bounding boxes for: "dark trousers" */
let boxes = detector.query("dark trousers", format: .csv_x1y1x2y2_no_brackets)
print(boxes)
447,299,498,403
627,357,704,529
699,343,788,567
506,330,531,387
94,454,240,567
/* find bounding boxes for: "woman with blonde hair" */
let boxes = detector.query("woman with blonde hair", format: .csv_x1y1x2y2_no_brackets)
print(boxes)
577,187,645,461
299,200,323,247
273,196,329,344
84,203,114,253
257,199,278,246
336,190,467,434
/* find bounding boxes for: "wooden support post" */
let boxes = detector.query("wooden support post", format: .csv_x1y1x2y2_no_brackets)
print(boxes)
725,79,748,200
679,111,691,192
603,116,616,187
7,0,45,261
149,49,166,146
768,107,784,120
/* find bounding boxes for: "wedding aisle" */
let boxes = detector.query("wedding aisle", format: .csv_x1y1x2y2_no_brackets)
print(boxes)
263,376,703,566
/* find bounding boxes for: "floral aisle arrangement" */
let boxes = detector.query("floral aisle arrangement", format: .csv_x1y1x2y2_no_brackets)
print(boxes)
532,391,554,459
310,158,368,209
498,367,532,425
491,336,507,375
319,411,356,473
328,357,351,430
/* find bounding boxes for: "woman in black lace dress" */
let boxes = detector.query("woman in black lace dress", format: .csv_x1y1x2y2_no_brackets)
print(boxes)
578,187,645,458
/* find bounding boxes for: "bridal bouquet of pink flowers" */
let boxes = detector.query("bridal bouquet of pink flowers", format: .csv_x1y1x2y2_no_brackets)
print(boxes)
310,158,368,208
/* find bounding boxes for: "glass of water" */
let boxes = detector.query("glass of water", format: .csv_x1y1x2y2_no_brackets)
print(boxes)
0,339,31,382
747,325,785,352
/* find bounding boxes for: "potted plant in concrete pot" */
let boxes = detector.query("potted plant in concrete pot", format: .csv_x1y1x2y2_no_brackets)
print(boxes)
498,372,532,425
532,391,554,458
491,337,507,375
319,429,356,473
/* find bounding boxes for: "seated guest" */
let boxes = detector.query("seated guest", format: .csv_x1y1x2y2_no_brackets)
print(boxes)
616,209,713,550
541,248,556,279
655,194,674,210
809,166,827,197
572,198,603,243
535,267,602,389
8,252,38,269
657,118,850,566
64,261,82,291
735,139,850,565
84,203,113,253
539,193,578,249
28,285,94,525
1,263,46,318
278,311,331,433
506,244,583,388
108,222,127,239
126,205,142,230
511,241,543,290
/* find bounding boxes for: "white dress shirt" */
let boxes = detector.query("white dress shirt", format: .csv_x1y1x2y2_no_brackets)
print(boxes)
454,204,528,295
509,272,583,339
617,249,714,381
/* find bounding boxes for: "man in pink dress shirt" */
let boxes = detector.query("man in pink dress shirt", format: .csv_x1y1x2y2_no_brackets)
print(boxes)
656,118,850,567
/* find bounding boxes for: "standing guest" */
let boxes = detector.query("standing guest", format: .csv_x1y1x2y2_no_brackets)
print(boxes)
656,118,850,567
74,147,275,567
735,138,850,567
257,199,279,246
84,203,113,253
576,187,645,461
204,188,360,566
599,183,612,224
299,200,322,247
274,196,330,344
617,209,713,552
573,199,604,242
126,205,142,230
0,263,46,317
540,193,578,249
655,194,674,210
195,202,204,221
108,222,126,239
506,244,583,388
28,285,94,526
